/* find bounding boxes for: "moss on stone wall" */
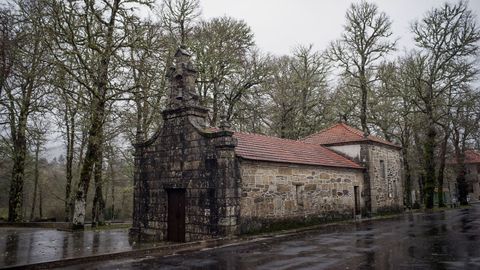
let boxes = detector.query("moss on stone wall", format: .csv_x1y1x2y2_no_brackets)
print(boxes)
241,211,356,235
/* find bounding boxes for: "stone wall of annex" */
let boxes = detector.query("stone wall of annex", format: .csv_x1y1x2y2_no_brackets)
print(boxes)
365,144,403,213
238,160,365,233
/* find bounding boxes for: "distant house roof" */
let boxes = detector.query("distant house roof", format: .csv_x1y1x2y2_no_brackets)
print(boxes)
465,150,480,164
301,123,401,149
450,150,480,165
232,131,363,170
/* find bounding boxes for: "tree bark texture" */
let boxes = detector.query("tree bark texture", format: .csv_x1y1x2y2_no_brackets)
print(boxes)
30,141,40,221
8,117,27,222
437,132,449,207
71,98,105,228
65,108,75,221
402,147,412,208
423,122,436,209
92,138,105,227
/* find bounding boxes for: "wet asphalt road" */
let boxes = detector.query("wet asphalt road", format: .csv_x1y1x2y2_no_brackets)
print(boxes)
0,228,156,267
63,203,480,270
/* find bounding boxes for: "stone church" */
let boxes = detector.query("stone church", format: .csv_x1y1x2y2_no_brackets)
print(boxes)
130,47,404,242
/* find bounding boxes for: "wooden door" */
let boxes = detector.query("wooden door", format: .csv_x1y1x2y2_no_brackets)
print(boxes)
354,186,360,215
167,189,186,242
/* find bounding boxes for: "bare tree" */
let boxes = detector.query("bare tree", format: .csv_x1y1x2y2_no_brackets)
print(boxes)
411,0,480,208
0,7,16,98
161,0,200,45
47,0,153,228
122,20,170,144
0,0,51,222
266,46,331,139
328,1,396,134
191,16,255,126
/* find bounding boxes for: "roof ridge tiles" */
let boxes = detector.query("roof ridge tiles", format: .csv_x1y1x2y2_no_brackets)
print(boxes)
301,123,342,141
299,122,400,148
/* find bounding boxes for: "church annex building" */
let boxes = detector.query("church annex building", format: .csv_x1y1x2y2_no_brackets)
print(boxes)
130,48,404,242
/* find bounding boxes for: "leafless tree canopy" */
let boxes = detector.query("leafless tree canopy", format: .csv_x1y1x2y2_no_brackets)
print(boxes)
0,0,479,223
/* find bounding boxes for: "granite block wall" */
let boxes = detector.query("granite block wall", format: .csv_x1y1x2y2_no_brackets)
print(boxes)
365,144,403,213
238,160,365,233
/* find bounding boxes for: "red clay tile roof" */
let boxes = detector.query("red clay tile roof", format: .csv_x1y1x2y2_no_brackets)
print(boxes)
448,150,480,165
301,123,401,148
232,131,363,169
465,150,480,164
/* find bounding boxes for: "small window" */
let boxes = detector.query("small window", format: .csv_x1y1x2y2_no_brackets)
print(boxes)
390,180,396,198
380,160,386,179
296,185,304,207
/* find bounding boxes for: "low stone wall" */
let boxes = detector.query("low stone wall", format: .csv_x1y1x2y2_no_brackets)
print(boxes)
238,160,364,233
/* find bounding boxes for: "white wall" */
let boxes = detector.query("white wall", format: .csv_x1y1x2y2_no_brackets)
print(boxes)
328,144,362,161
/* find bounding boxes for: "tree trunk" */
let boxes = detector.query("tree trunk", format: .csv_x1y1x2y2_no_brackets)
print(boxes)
65,108,75,221
211,82,218,126
91,138,105,227
70,0,118,229
8,119,27,222
71,98,105,229
402,147,412,208
39,180,43,219
77,127,87,172
423,122,436,209
418,174,425,205
437,131,449,207
109,156,115,221
359,68,369,134
30,141,41,221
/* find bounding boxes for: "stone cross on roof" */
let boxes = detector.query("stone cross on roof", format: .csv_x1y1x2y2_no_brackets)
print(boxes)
167,46,200,108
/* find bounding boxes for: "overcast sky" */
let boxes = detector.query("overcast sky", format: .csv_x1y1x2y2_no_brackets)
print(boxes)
199,0,480,56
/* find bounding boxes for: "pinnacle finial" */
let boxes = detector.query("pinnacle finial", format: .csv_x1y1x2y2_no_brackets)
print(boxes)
168,46,199,108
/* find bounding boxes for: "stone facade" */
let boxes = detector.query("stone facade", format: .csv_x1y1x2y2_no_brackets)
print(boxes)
364,144,403,213
131,48,241,242
239,161,364,232
328,143,403,214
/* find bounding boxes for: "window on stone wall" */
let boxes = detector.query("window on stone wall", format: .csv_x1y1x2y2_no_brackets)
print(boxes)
380,160,386,179
392,180,396,199
295,185,304,207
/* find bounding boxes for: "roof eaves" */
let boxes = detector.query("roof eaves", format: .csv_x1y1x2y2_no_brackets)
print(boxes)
322,139,402,149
